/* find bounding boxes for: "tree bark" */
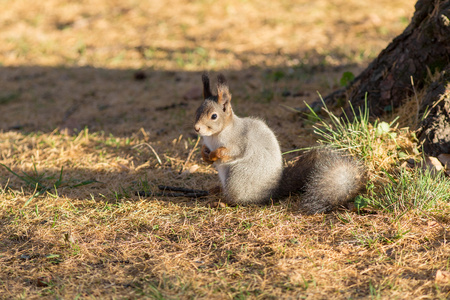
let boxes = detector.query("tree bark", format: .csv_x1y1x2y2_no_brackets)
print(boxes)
319,0,450,155
417,66,450,156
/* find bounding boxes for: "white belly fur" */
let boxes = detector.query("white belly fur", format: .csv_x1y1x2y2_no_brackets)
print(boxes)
202,136,229,188
217,165,228,187
202,136,220,153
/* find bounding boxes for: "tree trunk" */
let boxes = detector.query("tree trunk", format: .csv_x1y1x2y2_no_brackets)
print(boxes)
319,0,450,155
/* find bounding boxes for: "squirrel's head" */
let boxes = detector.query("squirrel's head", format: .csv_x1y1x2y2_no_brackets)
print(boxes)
194,73,233,136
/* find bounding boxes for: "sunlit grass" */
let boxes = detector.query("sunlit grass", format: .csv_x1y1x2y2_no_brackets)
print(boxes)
305,96,450,218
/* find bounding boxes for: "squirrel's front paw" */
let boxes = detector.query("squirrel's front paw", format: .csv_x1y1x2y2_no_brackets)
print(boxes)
209,146,231,163
201,145,214,164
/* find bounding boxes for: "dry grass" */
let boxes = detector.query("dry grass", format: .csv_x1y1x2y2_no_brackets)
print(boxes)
2,0,412,69
2,0,450,299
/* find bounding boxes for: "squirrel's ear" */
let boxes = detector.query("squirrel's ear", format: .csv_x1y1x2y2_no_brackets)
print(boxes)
217,74,231,112
202,72,213,99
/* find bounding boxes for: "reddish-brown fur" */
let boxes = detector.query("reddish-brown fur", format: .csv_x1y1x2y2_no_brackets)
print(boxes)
201,145,214,164
209,146,232,163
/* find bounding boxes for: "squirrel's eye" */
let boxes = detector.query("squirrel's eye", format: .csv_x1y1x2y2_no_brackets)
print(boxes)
211,113,218,120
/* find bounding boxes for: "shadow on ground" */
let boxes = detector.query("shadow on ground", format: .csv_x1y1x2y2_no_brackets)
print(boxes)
0,63,359,135
0,62,364,208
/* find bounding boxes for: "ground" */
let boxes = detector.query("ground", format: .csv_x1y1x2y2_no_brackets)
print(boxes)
1,0,449,299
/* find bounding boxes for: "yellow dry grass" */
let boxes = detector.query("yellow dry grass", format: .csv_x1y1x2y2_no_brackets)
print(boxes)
2,0,450,299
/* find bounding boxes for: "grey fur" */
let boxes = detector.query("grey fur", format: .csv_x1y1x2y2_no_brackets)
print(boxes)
275,148,366,214
195,74,366,213
203,116,283,205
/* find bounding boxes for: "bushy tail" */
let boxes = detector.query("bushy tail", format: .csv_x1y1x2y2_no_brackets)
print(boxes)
275,148,366,214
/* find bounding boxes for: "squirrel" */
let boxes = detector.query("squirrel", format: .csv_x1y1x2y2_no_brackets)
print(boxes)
194,73,366,214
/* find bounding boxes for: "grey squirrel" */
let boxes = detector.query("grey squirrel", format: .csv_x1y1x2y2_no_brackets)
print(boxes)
194,73,366,214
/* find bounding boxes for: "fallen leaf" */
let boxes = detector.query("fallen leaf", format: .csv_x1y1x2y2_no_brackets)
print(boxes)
339,247,350,255
188,164,199,173
427,220,438,228
399,161,408,168
437,154,450,169
368,13,382,26
436,270,450,284
207,201,226,208
422,156,443,174
180,164,200,177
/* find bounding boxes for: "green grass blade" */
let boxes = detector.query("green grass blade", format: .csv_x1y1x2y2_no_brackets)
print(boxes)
54,167,64,188
71,179,100,188
1,163,29,184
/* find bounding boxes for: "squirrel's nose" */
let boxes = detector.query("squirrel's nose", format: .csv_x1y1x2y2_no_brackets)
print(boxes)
194,125,200,132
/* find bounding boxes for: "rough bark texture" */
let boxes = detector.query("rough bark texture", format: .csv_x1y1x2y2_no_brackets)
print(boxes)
417,66,450,156
320,0,450,117
318,0,450,155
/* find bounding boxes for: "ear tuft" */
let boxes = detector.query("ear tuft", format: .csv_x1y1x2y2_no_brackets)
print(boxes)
217,74,231,108
202,72,213,99
217,73,227,87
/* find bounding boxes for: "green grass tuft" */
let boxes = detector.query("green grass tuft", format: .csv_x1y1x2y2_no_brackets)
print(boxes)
305,95,450,216
305,94,398,161
371,168,450,217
